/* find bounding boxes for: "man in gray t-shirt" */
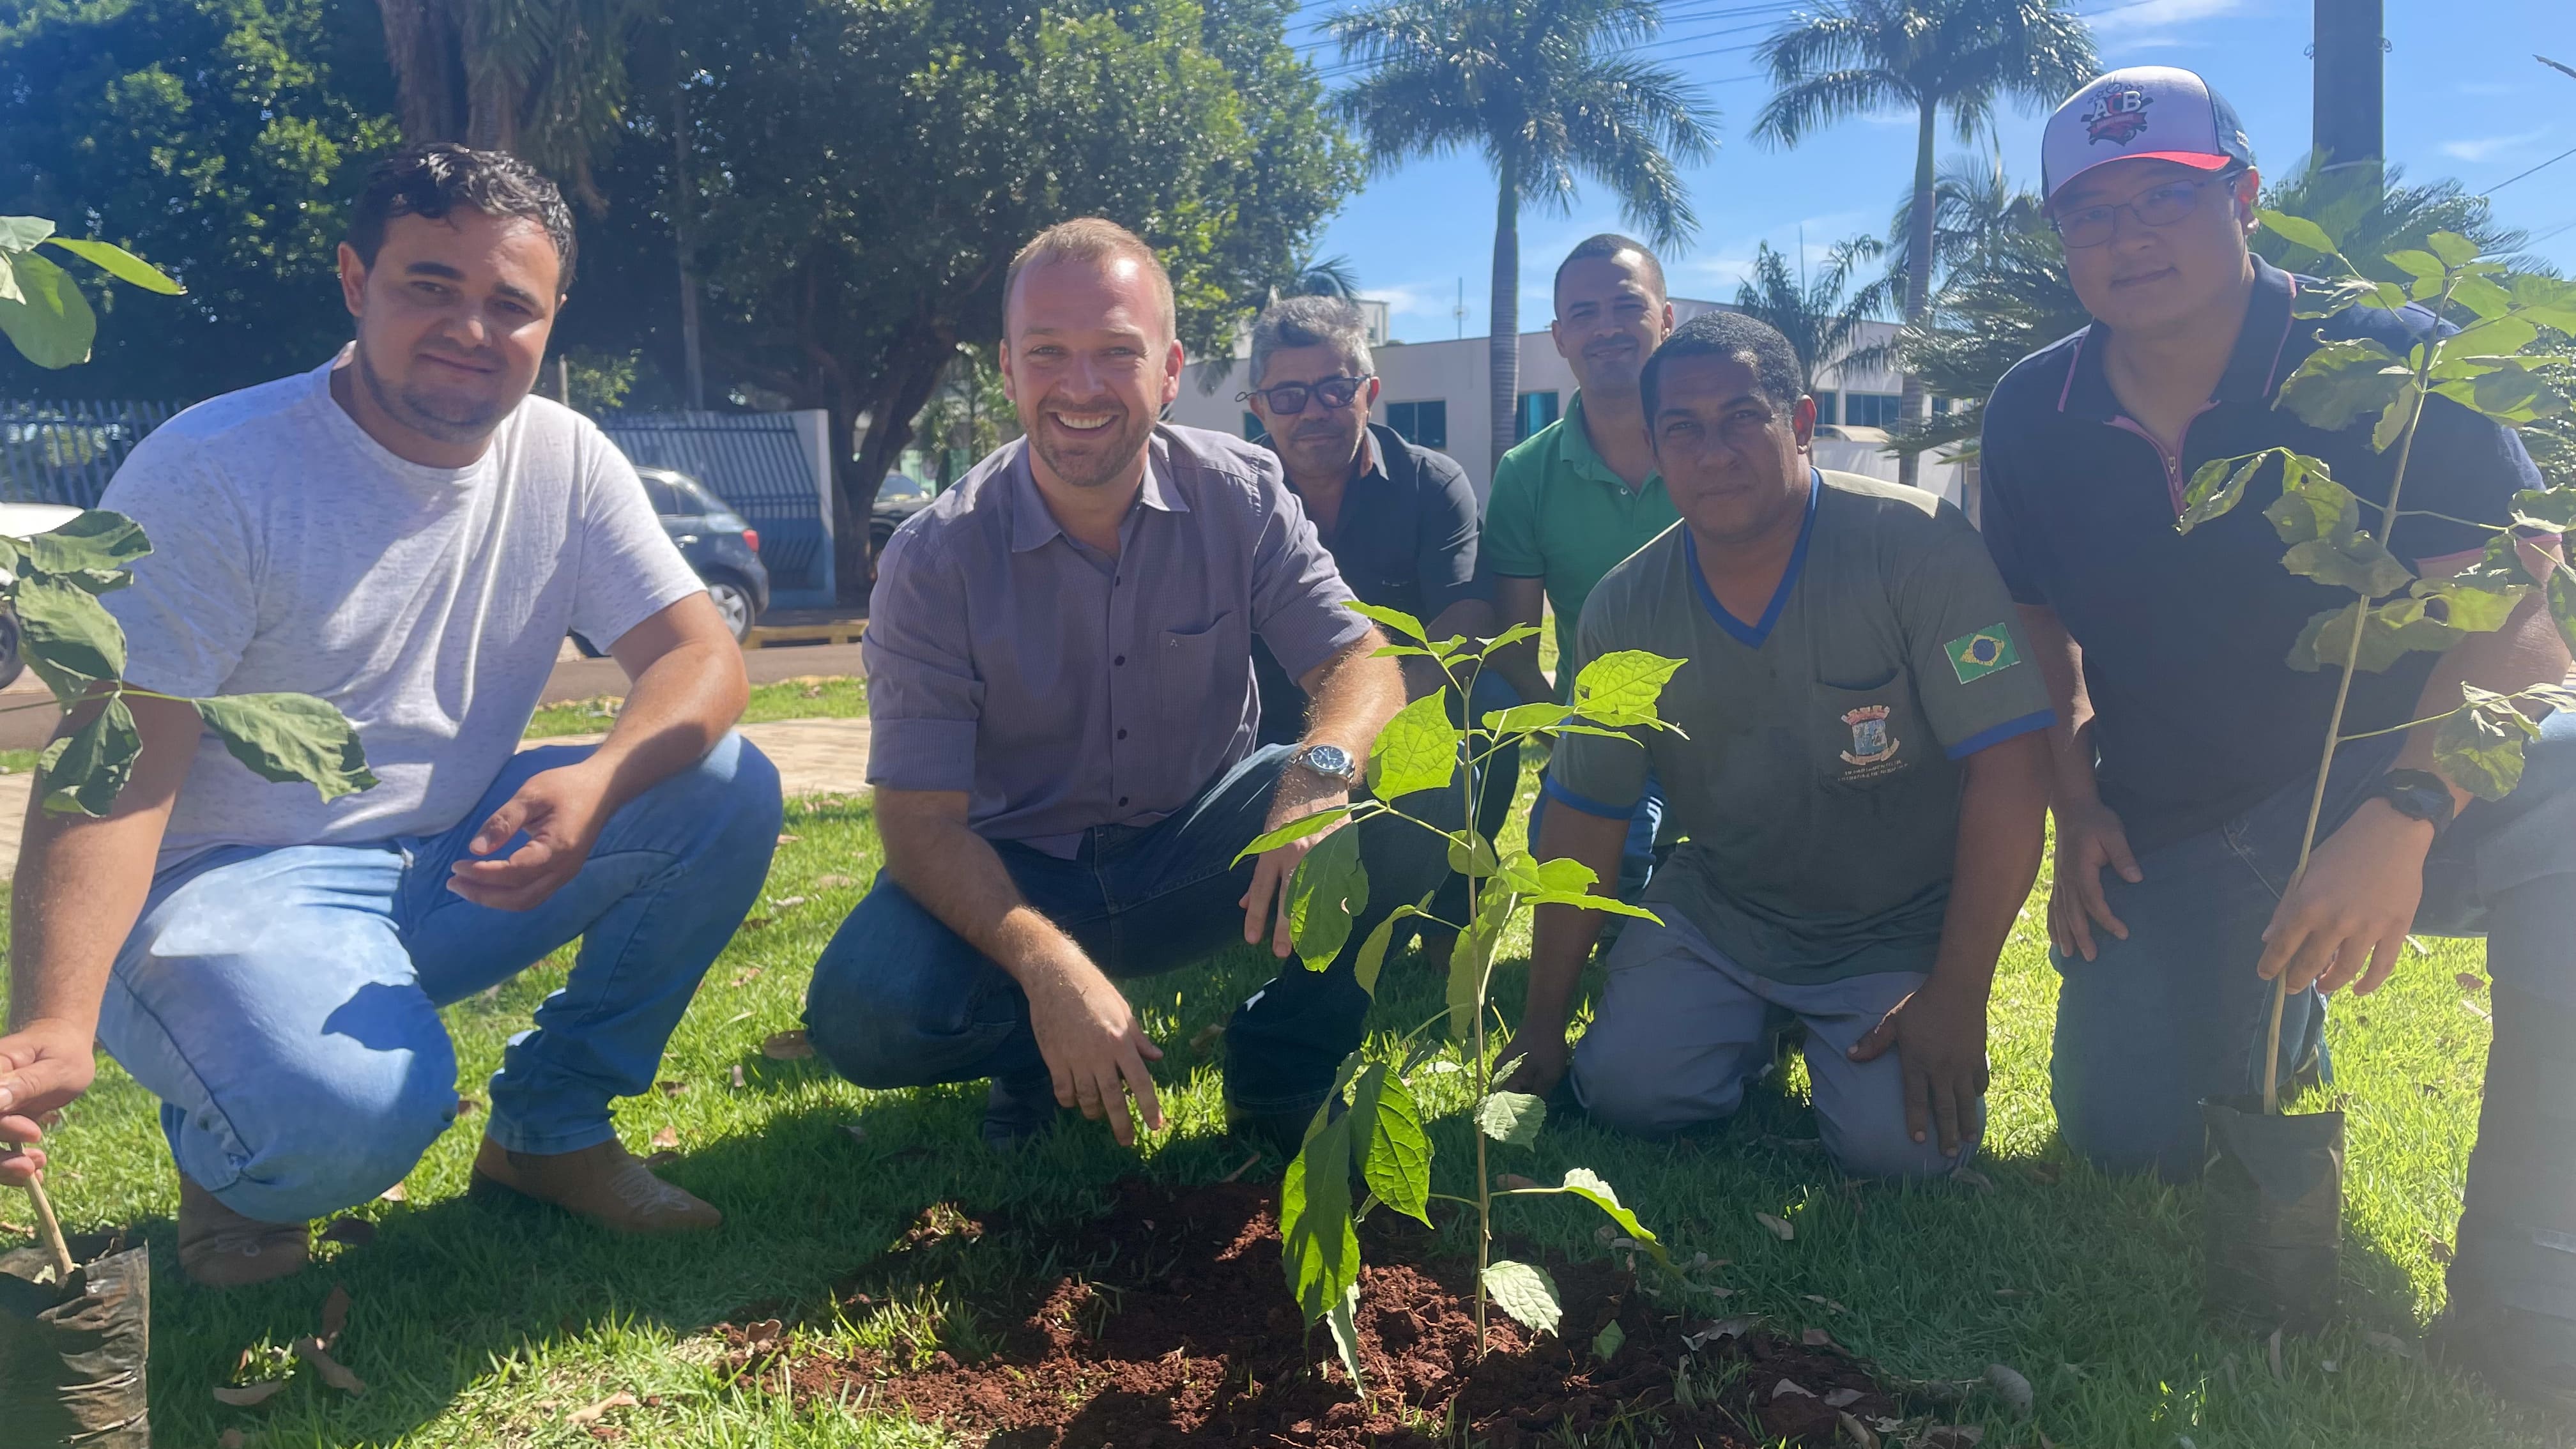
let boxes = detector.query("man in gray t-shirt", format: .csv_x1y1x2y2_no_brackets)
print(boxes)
0,146,783,1288
1506,313,2053,1178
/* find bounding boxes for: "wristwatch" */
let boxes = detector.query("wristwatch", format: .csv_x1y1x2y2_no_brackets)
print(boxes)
1289,742,1361,787
2372,769,2457,835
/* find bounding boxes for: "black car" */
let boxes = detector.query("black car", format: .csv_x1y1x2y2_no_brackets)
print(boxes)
869,472,937,583
573,468,770,655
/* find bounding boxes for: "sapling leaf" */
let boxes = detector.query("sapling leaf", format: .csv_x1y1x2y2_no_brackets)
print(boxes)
194,693,379,802
0,215,57,250
1351,910,1402,999
2280,532,2415,597
1445,888,1512,1037
2508,273,2576,331
2434,685,2542,801
14,572,124,691
1326,1284,1365,1391
2412,574,2524,634
42,237,184,295
2257,210,2337,256
1280,1103,1360,1324
1482,1260,1561,1337
1230,804,1353,864
2372,381,2423,453
2276,339,2405,432
1533,856,1600,893
1367,693,1457,800
1476,1091,1546,1146
38,695,140,816
2448,316,2539,358
2262,456,2356,545
2289,599,2458,673
2384,249,2444,283
0,249,96,369
1554,1167,1669,1263
1482,700,1577,735
2515,488,2576,532
1372,643,1439,660
1522,890,1664,920
1480,622,1542,652
1570,650,1685,727
20,509,150,585
2448,530,2541,592
2425,231,2480,268
1447,831,1499,877
1351,1064,1433,1227
1347,600,1427,643
2179,452,2268,533
1287,823,1367,972
2450,272,2512,322
0,252,17,306
1593,1321,1626,1361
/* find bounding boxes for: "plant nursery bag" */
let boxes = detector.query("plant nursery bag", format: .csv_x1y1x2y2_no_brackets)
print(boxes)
0,1234,151,1447
2201,1094,2344,1335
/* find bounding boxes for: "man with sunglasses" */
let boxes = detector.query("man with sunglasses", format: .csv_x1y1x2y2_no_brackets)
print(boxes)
1240,298,1506,953
1981,67,2574,1404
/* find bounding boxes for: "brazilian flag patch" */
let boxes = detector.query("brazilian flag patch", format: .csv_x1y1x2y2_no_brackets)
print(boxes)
1945,625,2021,683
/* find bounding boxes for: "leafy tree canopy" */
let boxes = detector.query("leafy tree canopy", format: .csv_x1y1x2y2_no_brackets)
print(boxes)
0,0,399,399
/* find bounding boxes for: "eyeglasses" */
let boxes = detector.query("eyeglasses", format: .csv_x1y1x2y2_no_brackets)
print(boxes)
2050,171,2240,249
1239,375,1373,414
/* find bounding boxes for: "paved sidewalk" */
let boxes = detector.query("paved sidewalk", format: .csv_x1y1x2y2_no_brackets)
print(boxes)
0,716,871,880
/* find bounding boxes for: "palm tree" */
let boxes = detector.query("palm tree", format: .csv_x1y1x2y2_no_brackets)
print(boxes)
2252,155,2529,280
1331,0,1715,475
378,0,652,202
1753,0,2094,488
1729,238,1882,395
1283,250,1363,300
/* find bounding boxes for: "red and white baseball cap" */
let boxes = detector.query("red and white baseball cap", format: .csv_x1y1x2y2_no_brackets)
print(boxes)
2041,66,2255,204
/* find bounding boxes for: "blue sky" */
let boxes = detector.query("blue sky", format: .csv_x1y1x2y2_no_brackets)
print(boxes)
1296,0,2576,342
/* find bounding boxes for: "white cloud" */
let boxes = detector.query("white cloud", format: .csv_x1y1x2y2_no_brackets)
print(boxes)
2441,128,2551,164
2086,0,2253,35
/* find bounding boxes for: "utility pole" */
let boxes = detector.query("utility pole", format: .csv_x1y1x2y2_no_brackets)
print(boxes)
2312,0,2385,173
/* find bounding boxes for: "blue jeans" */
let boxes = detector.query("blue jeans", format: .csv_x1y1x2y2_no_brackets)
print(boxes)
802,744,1456,1119
2051,709,2576,1331
97,734,783,1223
1527,767,1664,901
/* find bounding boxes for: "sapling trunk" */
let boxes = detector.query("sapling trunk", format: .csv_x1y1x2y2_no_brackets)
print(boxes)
22,1172,73,1284
2260,291,2444,1116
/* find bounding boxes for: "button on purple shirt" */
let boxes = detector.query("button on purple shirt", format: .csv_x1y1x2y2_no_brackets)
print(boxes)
864,424,1370,857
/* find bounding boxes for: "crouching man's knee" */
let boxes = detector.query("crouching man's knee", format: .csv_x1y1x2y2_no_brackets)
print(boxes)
1817,1099,1986,1181
1571,1045,1745,1139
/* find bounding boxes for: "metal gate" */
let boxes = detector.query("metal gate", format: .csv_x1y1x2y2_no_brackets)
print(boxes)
0,400,181,506
597,410,838,610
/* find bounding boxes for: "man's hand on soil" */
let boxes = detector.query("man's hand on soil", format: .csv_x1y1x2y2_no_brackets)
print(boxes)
1025,958,1165,1146
1850,983,1989,1157
2259,800,2431,997
2048,797,2140,962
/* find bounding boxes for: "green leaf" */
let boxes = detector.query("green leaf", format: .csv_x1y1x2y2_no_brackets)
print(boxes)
2426,231,2481,268
2288,599,2458,673
2448,530,2542,592
1367,693,1457,801
2449,316,2539,358
37,696,140,817
2552,567,2576,657
1533,855,1600,893
2434,685,2541,801
1280,1110,1360,1324
2412,574,2524,634
0,252,19,307
0,216,57,251
192,693,379,802
1482,1260,1562,1337
1593,1319,1625,1361
2276,339,2405,432
2372,381,2423,452
20,509,151,588
2280,532,2416,597
1446,888,1512,1039
1551,1167,1666,1261
1481,701,1576,737
0,249,96,369
2512,489,2576,532
1287,822,1368,972
1351,1064,1433,1228
41,238,183,295
1570,650,1685,728
2450,273,2513,321
15,574,126,697
1230,804,1353,865
1325,1285,1365,1392
2386,249,2445,282
2258,210,2337,256
1524,891,1664,920
1475,1091,1546,1147
2364,280,2412,310
1350,894,1432,999
2262,457,2358,545
1446,831,1498,876
1347,600,1426,642
2293,277,2375,320
2179,452,2269,533
1478,622,1542,653
2508,273,2576,332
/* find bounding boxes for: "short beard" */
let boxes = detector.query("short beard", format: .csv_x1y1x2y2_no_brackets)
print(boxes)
1029,406,1156,492
357,338,511,446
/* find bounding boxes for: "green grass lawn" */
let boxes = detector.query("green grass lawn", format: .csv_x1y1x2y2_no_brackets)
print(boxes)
524,676,868,739
3,711,2557,1447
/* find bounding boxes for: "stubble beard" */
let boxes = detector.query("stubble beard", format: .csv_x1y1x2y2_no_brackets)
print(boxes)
357,337,512,446
1031,402,1158,492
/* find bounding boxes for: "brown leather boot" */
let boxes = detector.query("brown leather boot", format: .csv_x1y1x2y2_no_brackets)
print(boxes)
468,1137,721,1234
176,1176,309,1289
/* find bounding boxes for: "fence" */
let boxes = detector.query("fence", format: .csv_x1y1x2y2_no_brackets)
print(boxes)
595,409,838,610
0,400,181,507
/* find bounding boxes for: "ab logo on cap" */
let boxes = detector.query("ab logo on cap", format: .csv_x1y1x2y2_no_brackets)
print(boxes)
2082,88,2154,146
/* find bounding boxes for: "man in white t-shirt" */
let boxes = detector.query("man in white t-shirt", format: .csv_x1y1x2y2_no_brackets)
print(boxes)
0,144,783,1287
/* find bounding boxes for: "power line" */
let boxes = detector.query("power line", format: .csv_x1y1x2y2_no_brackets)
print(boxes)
2486,143,2576,196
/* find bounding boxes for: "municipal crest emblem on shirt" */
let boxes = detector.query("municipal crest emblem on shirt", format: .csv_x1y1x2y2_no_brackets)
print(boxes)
2082,88,2153,146
1839,703,1898,770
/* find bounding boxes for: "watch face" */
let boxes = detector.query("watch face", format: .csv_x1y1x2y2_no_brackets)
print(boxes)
1304,744,1355,778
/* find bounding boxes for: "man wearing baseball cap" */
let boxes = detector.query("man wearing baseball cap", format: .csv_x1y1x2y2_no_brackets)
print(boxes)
1979,66,2575,1403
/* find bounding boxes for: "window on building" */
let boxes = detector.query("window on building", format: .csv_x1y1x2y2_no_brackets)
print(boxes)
1931,397,1953,415
1844,392,1903,429
1242,410,1264,441
1812,391,1839,427
1387,400,1447,450
1515,390,1561,441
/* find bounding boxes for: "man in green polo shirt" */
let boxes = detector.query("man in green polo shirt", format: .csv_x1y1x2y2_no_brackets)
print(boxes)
1505,312,2054,1176
1485,233,1682,895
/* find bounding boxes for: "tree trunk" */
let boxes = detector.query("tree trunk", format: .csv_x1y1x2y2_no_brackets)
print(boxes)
377,0,468,142
1897,94,1937,493
1487,155,1521,481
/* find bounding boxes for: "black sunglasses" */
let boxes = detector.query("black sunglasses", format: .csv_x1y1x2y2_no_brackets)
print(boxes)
1238,374,1373,415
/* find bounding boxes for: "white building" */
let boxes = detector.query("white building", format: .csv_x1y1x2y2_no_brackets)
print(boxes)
1167,296,1967,507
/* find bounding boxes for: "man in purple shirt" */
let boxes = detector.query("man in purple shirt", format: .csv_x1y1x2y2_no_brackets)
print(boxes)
803,219,1452,1152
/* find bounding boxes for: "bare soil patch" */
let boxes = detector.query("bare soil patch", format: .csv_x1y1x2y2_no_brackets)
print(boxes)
721,1181,1905,1447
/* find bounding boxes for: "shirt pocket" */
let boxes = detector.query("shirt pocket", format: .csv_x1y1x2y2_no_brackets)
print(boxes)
1160,611,1250,733
1811,673,1926,788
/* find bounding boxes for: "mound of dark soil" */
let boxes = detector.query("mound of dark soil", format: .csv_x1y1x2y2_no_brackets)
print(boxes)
724,1181,1902,1448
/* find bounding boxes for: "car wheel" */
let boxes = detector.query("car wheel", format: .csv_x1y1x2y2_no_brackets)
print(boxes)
705,574,756,641
868,523,896,586
0,610,21,691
